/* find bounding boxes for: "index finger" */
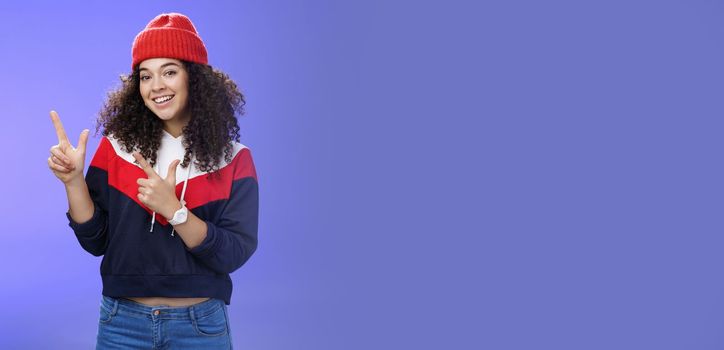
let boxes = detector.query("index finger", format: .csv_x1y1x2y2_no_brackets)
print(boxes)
132,152,159,178
50,110,69,145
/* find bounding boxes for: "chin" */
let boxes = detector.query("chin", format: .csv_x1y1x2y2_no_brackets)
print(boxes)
152,111,173,120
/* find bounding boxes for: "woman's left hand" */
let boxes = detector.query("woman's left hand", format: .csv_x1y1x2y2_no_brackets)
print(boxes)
133,152,182,219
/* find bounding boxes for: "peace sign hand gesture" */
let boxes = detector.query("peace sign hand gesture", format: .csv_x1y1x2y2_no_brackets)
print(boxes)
133,152,182,220
48,110,89,184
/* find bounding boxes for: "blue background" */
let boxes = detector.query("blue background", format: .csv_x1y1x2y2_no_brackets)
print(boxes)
1,0,723,349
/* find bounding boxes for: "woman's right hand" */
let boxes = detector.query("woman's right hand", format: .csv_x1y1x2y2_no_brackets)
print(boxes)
48,110,89,184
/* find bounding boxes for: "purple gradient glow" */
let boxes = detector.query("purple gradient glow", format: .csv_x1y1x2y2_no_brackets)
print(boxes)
7,0,724,349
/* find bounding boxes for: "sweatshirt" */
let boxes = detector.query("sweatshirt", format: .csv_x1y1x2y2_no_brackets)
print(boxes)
66,130,258,305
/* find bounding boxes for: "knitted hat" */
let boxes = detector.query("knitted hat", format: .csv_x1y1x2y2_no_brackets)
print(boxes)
131,13,208,69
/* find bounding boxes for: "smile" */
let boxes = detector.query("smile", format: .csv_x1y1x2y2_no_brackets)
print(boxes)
152,95,174,104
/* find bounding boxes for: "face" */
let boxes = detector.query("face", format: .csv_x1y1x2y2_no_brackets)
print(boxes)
138,58,190,125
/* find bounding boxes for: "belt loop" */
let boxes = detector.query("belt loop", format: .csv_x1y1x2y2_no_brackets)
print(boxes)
189,304,196,322
111,297,119,316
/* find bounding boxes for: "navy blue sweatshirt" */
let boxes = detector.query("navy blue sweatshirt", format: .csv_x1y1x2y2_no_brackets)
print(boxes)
66,131,259,305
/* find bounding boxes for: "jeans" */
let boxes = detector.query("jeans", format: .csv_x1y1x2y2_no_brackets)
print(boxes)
96,295,233,349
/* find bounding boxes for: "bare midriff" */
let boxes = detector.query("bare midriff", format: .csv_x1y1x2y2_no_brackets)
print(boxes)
125,296,211,307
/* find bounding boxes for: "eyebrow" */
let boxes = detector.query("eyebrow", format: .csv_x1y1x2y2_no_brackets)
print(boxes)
139,62,181,72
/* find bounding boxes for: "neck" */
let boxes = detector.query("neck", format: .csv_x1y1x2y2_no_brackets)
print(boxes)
163,113,191,138
163,123,184,138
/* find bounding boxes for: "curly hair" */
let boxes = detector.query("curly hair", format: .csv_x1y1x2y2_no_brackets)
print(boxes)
96,61,245,174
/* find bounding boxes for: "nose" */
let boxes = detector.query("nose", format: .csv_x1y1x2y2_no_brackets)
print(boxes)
151,76,165,92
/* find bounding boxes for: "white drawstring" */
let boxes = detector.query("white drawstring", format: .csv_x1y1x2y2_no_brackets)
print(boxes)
149,162,158,232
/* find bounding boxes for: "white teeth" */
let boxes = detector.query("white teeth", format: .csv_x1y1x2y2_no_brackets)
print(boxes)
153,95,173,103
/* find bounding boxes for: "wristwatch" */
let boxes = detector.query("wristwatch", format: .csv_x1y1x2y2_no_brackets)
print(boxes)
168,203,188,225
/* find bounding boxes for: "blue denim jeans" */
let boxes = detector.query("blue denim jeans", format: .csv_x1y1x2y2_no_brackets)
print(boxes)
96,295,233,349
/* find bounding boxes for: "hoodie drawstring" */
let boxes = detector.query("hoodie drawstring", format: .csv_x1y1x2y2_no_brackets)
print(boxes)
149,163,158,232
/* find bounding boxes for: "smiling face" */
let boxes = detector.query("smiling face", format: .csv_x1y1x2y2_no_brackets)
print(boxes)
138,58,191,131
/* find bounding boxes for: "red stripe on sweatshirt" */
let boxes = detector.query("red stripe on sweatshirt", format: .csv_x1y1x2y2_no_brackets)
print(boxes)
91,138,256,226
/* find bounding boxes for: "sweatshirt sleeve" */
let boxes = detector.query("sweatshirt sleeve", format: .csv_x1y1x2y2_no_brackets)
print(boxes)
187,148,259,275
66,137,111,257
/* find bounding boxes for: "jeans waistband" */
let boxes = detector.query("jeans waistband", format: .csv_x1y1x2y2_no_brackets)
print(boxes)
101,295,224,320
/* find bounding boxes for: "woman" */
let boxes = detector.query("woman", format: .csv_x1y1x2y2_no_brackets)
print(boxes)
47,12,258,349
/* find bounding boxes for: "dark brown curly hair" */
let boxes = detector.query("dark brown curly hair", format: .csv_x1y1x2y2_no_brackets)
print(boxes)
96,61,245,173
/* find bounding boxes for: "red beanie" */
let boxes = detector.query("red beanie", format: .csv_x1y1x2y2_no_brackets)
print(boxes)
131,13,208,70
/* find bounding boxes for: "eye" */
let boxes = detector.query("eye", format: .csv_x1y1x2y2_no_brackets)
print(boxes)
140,75,150,81
164,70,177,77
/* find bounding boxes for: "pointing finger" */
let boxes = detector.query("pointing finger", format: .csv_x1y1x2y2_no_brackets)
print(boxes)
132,152,159,178
50,110,70,146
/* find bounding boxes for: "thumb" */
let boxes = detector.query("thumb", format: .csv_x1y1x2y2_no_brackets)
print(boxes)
77,129,90,153
166,159,180,185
